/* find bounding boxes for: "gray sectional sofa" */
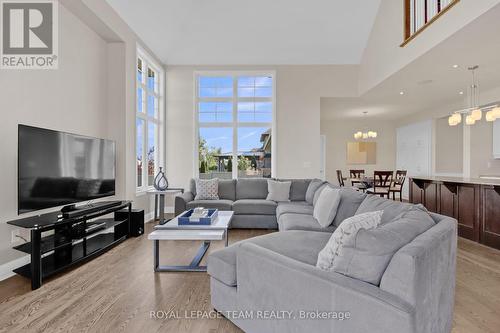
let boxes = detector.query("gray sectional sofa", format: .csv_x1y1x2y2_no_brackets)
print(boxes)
175,178,315,229
177,178,457,333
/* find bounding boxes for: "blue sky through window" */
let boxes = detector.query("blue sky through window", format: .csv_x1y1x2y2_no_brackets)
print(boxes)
200,127,270,154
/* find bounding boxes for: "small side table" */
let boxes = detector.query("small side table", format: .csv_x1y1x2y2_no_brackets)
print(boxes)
147,188,184,224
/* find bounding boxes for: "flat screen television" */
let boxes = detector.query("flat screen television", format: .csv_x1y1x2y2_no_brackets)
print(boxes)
18,125,116,214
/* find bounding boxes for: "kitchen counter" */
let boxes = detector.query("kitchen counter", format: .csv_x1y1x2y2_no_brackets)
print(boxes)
410,175,500,187
409,176,500,250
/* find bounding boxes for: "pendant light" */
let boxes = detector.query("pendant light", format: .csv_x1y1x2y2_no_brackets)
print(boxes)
353,112,378,140
447,66,500,126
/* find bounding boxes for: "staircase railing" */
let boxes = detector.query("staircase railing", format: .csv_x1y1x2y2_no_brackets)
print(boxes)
402,0,460,46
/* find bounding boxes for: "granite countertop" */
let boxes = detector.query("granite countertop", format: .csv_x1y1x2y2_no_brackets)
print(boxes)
410,175,500,186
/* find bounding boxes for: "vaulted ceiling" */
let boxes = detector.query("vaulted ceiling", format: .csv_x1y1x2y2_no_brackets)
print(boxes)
105,0,381,65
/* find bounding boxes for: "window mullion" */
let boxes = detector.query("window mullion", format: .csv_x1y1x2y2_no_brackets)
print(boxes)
232,76,238,179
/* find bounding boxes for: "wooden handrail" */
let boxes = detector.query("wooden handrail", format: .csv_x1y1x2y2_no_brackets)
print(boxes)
401,0,460,47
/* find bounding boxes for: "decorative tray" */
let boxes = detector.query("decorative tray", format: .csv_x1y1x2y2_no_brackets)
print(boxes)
178,209,218,225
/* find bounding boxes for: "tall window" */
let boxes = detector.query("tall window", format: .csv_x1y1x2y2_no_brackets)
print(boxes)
196,72,275,179
137,50,164,191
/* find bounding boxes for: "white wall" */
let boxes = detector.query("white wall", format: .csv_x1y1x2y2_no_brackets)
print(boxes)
320,117,397,185
0,5,110,265
0,1,165,270
359,0,500,93
166,65,359,189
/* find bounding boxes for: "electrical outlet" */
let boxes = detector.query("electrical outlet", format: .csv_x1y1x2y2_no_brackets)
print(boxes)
11,229,21,244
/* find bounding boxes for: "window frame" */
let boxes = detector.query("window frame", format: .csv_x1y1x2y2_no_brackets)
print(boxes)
136,47,165,193
194,70,277,179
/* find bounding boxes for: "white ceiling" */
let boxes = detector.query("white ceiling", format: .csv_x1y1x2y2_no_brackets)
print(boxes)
105,0,381,65
321,3,500,121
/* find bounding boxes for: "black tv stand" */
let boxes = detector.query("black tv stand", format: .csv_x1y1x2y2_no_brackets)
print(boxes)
7,200,132,290
61,201,122,218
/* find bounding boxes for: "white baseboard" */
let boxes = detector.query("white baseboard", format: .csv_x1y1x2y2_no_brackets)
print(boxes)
0,255,30,282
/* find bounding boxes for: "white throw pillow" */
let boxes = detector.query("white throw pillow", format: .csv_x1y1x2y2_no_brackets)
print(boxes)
266,179,291,202
194,178,219,200
313,186,341,228
316,210,383,271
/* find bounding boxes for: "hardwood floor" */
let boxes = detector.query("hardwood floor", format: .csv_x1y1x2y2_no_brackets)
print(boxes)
0,224,499,333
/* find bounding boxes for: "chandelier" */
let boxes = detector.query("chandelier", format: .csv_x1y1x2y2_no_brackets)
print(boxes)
353,112,377,140
448,65,500,126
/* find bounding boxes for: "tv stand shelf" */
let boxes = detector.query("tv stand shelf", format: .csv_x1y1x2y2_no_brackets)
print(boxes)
13,218,129,254
7,200,132,290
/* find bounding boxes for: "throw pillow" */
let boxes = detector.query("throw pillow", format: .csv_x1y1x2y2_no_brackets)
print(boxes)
266,179,292,202
305,179,325,204
317,210,383,271
319,206,435,285
313,183,328,206
313,186,341,228
194,178,219,200
331,189,367,227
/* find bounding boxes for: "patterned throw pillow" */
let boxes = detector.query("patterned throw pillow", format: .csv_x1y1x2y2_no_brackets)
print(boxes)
194,178,219,200
316,210,383,271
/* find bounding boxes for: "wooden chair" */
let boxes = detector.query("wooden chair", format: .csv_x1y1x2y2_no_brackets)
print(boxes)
349,169,367,192
367,171,393,198
336,170,345,187
390,170,407,201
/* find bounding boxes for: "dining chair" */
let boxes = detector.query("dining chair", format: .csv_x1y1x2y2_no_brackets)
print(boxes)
336,170,345,187
349,169,367,192
366,171,393,198
390,170,407,201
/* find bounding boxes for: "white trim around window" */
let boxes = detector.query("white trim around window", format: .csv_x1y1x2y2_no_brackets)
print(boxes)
136,46,165,193
194,70,277,180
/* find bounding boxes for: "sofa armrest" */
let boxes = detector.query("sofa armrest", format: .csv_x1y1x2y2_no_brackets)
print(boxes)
175,191,194,215
235,242,416,333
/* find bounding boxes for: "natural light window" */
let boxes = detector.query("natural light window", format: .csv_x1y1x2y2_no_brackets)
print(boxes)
196,72,275,180
136,49,164,191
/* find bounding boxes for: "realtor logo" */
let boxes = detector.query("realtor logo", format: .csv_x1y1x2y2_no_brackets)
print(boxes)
1,0,58,69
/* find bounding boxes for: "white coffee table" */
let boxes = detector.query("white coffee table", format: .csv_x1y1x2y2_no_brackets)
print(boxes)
148,211,233,272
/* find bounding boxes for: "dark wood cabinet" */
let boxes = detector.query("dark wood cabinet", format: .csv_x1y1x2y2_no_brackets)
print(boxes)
456,184,480,242
423,182,439,213
481,185,500,249
439,183,457,218
409,177,492,248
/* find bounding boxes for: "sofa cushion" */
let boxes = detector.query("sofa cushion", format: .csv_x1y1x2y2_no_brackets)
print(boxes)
236,178,268,200
332,189,367,227
194,178,219,200
278,213,336,233
317,210,383,271
186,199,233,211
189,178,236,200
313,187,341,228
356,194,417,223
330,206,436,285
278,179,311,201
233,199,277,215
218,179,237,200
305,179,324,204
207,230,331,286
266,179,292,202
312,183,328,206
276,201,313,219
